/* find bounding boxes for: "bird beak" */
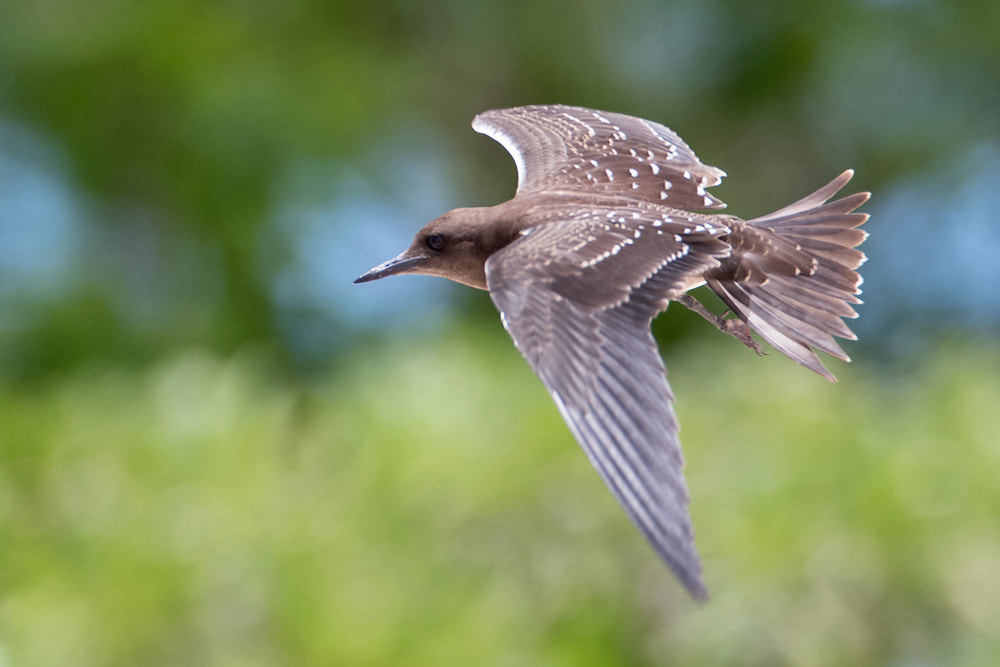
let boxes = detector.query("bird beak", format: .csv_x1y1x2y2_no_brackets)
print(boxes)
354,252,428,283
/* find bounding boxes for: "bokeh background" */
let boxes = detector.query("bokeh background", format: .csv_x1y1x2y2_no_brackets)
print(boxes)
2,1,999,664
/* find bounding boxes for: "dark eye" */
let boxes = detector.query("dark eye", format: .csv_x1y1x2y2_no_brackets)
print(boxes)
425,234,445,251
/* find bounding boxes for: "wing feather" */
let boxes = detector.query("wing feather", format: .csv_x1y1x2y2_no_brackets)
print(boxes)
473,105,728,211
486,214,729,600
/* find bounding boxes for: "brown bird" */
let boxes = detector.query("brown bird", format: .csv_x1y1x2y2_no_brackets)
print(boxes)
355,104,869,600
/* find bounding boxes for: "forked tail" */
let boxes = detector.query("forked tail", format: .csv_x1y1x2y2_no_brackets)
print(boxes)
706,170,870,381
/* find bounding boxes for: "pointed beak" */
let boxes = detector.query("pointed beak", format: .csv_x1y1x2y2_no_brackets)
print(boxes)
353,252,428,284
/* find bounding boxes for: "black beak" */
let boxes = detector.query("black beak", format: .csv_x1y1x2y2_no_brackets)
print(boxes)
354,253,428,283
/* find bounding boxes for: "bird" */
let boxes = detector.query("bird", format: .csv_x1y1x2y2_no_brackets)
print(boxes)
354,104,869,601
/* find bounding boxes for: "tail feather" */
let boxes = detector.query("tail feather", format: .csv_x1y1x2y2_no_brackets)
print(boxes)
707,170,870,381
753,169,860,220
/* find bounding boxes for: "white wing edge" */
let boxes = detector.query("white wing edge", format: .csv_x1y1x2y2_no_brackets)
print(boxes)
472,114,526,192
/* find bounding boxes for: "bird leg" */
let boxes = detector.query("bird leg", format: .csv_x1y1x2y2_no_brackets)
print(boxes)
676,295,764,355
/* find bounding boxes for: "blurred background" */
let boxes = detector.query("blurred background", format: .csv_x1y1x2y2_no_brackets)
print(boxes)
1,0,999,664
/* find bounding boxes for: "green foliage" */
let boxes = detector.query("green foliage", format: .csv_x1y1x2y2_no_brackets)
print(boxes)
2,331,999,665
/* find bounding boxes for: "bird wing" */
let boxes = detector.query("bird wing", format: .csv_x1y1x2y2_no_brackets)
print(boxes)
472,105,728,211
484,210,731,600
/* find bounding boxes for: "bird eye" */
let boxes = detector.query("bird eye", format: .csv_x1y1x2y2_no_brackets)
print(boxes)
425,234,445,251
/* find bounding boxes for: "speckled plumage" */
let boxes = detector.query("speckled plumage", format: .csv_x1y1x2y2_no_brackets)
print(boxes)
355,105,869,600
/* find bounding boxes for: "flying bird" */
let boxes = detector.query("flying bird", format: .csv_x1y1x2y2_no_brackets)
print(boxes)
355,104,869,600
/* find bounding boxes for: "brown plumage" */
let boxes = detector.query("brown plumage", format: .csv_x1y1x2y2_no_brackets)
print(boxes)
355,104,869,600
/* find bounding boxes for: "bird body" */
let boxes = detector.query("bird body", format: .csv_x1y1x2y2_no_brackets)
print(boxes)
355,105,869,600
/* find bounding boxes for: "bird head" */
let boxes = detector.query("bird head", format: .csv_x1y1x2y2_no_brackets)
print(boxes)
354,207,506,290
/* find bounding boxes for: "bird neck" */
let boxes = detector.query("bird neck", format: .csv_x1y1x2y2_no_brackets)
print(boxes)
449,203,524,290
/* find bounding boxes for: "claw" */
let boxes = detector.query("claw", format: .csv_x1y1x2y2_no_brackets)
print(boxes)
676,295,763,354
719,317,764,355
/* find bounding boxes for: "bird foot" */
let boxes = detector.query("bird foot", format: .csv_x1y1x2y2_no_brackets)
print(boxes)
676,295,764,355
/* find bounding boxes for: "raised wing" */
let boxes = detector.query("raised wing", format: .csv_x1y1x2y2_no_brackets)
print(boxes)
485,210,730,600
473,104,728,211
